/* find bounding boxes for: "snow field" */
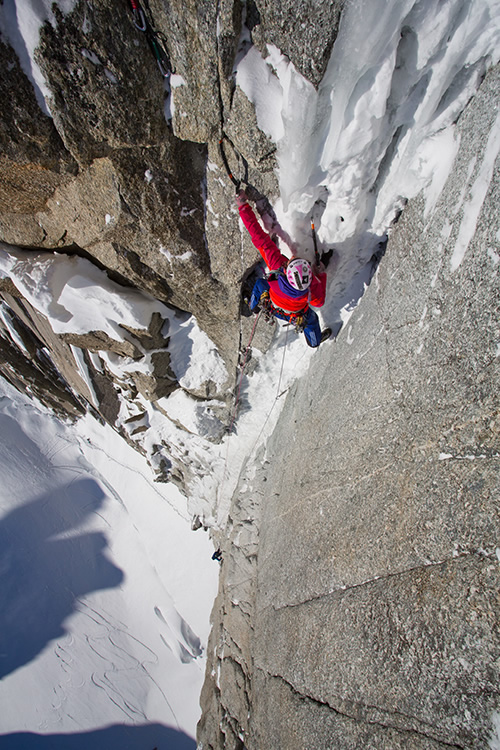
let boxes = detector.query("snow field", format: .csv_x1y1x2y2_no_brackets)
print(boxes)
0,378,218,742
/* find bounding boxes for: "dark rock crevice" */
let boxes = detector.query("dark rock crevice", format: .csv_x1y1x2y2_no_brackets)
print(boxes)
263,550,498,613
259,670,465,749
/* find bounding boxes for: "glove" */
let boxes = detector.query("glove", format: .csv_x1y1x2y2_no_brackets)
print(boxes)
235,189,248,207
313,260,326,275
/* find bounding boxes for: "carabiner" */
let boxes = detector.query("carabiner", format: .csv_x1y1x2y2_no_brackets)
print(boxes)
148,37,171,78
156,55,171,79
132,7,147,31
129,0,147,31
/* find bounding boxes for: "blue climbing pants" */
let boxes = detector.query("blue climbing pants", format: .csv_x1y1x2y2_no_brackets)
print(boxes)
249,278,322,348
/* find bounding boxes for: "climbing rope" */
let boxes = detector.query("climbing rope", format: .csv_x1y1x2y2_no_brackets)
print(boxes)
128,0,171,78
243,324,289,462
227,310,262,436
215,136,330,511
216,309,261,513
218,135,249,193
217,319,290,514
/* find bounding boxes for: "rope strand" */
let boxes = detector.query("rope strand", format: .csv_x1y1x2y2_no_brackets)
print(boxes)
227,311,262,435
244,324,289,463
216,321,289,518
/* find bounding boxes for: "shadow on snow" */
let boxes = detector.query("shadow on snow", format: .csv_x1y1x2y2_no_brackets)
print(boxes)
0,416,124,679
0,723,195,750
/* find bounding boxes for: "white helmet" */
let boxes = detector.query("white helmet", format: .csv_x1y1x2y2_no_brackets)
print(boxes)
286,258,312,291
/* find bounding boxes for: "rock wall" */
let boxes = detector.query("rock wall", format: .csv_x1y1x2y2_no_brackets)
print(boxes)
0,0,343,491
198,65,500,749
0,0,344,345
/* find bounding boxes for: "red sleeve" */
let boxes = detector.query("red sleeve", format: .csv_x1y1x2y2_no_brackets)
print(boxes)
239,203,288,271
309,272,327,307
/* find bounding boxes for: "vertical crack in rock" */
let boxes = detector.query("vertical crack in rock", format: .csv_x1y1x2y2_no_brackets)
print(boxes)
257,670,465,750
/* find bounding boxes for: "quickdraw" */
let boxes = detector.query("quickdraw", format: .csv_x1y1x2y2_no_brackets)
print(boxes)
129,0,146,30
128,0,171,78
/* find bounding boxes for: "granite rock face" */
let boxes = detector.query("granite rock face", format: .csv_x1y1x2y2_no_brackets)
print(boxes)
198,66,500,749
250,0,343,87
0,0,345,491
0,0,345,365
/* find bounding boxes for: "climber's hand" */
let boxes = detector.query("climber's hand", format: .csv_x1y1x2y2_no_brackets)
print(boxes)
313,260,326,275
235,189,248,207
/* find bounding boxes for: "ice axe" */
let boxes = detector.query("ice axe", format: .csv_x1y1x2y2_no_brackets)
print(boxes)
311,215,335,270
311,219,320,267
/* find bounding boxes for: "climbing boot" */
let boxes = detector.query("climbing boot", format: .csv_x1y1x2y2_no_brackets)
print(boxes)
320,327,332,344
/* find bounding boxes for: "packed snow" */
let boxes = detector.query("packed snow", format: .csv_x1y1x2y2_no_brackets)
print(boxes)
0,244,228,394
0,0,500,746
450,106,500,270
0,377,218,748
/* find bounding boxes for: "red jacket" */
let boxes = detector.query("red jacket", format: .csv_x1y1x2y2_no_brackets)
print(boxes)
239,203,326,312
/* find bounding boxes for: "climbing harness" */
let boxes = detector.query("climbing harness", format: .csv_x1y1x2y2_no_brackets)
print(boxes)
128,0,171,78
260,269,310,333
267,300,308,334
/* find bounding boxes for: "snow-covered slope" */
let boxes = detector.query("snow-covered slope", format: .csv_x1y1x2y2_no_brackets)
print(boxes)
0,378,218,748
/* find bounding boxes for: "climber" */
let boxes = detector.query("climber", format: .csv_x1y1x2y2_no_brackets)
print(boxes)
236,190,331,347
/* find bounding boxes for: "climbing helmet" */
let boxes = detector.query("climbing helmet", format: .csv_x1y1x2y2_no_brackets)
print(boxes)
286,258,312,291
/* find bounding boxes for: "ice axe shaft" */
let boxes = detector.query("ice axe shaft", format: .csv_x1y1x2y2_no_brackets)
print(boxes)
311,220,320,266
